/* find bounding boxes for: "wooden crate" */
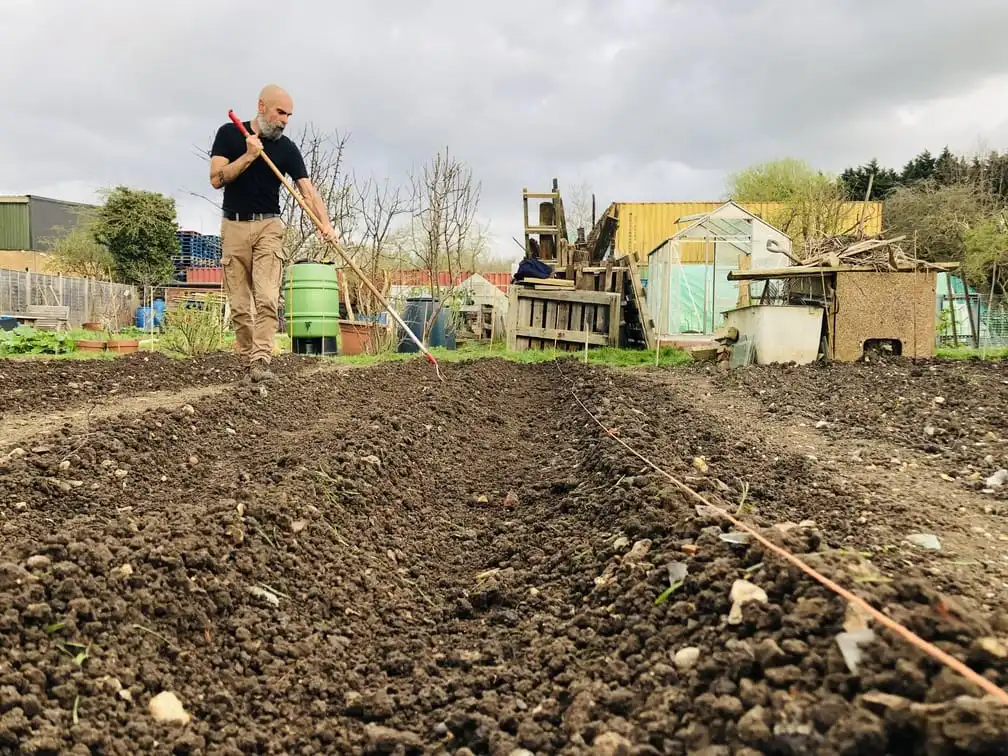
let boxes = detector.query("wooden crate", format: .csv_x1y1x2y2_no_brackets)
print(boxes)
506,286,620,351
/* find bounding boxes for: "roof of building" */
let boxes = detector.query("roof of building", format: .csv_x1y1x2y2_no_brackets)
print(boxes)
646,201,792,259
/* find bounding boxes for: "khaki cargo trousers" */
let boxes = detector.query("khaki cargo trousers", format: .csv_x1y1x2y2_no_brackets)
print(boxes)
220,216,284,365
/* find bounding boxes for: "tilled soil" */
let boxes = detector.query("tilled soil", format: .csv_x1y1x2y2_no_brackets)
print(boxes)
714,358,1008,498
0,356,1006,755
0,353,311,416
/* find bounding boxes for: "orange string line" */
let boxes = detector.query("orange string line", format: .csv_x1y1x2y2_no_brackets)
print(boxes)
560,368,1008,706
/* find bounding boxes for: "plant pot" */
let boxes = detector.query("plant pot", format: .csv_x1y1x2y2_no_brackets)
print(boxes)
338,319,380,356
107,338,140,355
82,322,103,332
76,339,106,354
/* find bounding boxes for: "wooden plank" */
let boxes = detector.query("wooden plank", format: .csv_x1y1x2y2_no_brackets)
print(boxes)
532,299,545,349
515,326,609,345
522,190,530,258
506,285,521,351
545,296,558,348
608,293,620,346
616,255,654,350
727,262,961,281
515,289,617,306
518,296,533,350
557,301,570,333
523,278,575,289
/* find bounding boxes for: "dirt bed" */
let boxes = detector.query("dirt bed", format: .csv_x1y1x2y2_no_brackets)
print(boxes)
0,353,312,417
0,356,1006,754
714,358,1008,496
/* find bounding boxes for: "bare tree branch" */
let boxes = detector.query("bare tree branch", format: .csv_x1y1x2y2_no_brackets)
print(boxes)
406,147,484,340
342,172,417,316
280,123,355,263
565,179,594,241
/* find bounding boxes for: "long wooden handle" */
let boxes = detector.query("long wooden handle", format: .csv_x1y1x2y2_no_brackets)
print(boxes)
227,110,442,374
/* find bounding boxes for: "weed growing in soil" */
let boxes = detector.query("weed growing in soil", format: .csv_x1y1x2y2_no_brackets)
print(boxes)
159,301,227,357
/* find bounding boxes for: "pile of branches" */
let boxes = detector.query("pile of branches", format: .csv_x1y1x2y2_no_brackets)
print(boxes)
798,234,940,271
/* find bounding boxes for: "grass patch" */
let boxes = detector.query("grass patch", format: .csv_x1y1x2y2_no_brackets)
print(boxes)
1,323,690,370
937,345,1008,361
325,341,692,369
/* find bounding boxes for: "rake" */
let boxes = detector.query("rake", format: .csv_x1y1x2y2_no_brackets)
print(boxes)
226,109,445,381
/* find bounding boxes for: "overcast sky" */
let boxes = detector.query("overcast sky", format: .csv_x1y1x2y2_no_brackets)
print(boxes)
4,0,1008,262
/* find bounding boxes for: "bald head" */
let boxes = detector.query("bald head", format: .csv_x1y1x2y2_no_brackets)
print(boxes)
255,84,293,140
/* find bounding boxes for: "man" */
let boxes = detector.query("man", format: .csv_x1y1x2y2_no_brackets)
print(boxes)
209,84,338,382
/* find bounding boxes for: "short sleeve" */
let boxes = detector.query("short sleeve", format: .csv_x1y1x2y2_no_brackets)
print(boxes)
286,143,309,181
210,123,238,159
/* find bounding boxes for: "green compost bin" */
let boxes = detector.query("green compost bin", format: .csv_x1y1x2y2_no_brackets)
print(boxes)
282,260,340,356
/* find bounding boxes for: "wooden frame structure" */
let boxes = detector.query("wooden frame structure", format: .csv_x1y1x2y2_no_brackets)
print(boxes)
510,179,655,352
522,179,568,265
507,286,620,351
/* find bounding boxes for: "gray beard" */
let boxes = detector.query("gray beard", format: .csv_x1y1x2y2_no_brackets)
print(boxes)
256,115,284,140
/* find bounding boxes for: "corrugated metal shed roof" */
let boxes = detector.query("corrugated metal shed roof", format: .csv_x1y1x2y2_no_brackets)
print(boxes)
614,200,883,261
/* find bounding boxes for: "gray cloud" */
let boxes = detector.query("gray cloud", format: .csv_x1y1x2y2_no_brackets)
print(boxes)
3,0,1008,260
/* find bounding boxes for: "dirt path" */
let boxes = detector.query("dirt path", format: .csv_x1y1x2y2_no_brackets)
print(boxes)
0,357,1005,754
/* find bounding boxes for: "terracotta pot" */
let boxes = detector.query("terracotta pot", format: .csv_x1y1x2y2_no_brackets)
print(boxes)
82,322,103,332
76,339,106,353
338,320,381,356
107,338,140,355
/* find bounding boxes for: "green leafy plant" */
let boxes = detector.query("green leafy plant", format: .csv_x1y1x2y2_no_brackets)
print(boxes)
160,301,226,356
0,326,76,355
92,186,179,286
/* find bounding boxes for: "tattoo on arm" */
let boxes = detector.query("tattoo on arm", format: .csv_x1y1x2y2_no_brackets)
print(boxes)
211,154,253,188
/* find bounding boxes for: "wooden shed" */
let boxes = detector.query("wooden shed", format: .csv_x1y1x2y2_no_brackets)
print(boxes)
725,237,960,362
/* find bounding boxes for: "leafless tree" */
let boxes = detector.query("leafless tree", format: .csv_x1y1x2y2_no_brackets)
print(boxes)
279,124,355,263
342,172,416,317
410,147,483,297
565,178,594,241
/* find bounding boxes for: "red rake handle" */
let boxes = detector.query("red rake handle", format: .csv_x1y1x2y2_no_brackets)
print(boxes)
223,109,446,382
228,109,249,136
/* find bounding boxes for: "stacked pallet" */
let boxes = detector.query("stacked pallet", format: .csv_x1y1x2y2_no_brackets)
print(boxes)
173,231,223,283
511,179,655,353
506,255,654,352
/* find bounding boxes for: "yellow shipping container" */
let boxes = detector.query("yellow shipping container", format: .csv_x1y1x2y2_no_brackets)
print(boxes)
613,201,883,263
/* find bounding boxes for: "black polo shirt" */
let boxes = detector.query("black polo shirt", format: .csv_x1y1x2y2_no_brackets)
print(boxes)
210,121,309,216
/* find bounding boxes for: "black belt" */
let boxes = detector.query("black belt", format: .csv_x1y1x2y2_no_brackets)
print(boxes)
223,212,280,221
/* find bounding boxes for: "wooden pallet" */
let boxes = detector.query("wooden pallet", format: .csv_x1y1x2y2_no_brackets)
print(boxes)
506,287,620,352
515,179,654,351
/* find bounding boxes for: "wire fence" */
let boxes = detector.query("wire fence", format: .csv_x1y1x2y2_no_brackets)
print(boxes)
937,272,1008,348
0,268,139,328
